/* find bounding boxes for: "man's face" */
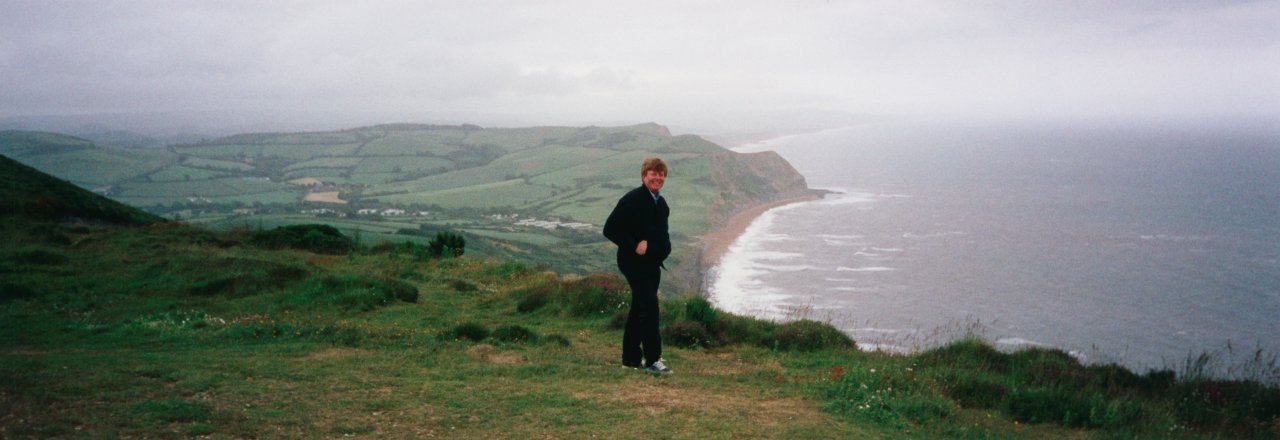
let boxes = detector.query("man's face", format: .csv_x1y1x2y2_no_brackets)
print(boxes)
643,169,666,193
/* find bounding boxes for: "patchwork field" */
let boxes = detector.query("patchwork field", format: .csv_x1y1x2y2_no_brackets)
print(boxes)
1,124,813,289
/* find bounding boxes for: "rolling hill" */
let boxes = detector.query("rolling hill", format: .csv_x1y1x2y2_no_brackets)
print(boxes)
1,124,816,291
2,130,1273,439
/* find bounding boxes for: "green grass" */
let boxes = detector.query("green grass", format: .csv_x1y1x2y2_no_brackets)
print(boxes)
3,217,1277,439
3,124,815,291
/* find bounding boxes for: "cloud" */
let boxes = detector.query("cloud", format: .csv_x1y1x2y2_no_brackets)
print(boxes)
2,0,1276,130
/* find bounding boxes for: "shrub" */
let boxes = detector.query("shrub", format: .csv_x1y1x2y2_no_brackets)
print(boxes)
1085,363,1144,392
1006,388,1143,429
1139,369,1176,394
12,249,69,265
427,231,466,257
1009,347,1086,388
918,338,1009,372
561,274,628,317
189,273,255,296
132,398,212,423
283,274,418,312
1174,378,1280,431
266,265,311,285
483,261,532,280
543,333,572,347
716,313,777,347
608,307,630,330
944,374,1009,409
493,324,537,344
375,240,432,261
250,224,354,255
1004,387,1096,427
187,262,312,297
684,296,718,327
447,278,478,293
663,320,711,348
0,283,38,303
441,322,489,342
771,320,856,352
824,365,953,428
516,287,552,313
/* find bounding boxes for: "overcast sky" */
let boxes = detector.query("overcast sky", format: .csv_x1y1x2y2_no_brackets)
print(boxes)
2,0,1277,133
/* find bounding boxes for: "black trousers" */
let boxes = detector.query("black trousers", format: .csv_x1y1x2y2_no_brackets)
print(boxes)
620,263,662,367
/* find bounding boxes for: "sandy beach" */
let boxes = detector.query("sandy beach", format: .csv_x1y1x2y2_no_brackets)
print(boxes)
698,191,825,268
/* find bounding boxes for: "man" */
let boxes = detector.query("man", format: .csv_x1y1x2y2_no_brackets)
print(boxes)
603,157,673,374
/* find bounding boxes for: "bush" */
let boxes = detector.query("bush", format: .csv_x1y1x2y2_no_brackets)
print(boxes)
608,307,630,330
427,231,466,258
919,338,1010,372
1085,363,1144,392
824,365,953,428
250,224,354,255
543,333,571,347
1174,378,1280,431
771,320,856,352
441,322,489,342
561,274,629,317
283,274,418,312
0,283,38,303
684,296,718,327
716,313,777,347
1005,386,1146,429
493,324,537,344
483,261,532,280
663,320,711,348
12,249,70,265
447,278,478,293
516,287,552,313
943,374,1009,409
1008,347,1086,388
132,398,212,423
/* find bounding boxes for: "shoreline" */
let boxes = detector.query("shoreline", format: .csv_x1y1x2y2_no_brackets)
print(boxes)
699,190,827,268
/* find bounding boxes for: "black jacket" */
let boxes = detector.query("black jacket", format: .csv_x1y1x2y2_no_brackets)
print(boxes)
603,185,671,268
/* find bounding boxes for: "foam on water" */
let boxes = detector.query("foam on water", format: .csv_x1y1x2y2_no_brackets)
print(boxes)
710,120,1280,375
836,266,896,272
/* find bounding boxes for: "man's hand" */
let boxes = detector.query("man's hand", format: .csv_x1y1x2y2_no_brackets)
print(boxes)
635,240,648,256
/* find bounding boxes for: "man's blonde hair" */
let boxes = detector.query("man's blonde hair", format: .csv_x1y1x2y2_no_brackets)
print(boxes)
641,157,668,177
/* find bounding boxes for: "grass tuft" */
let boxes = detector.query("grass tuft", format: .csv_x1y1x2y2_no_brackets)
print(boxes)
772,319,856,352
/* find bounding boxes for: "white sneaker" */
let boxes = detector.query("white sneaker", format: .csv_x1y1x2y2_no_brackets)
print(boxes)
645,360,672,374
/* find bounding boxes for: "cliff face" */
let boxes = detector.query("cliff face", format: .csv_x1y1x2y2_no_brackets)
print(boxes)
659,148,817,294
706,149,813,227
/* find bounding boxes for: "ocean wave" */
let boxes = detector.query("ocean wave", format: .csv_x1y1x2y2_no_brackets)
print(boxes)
762,264,823,272
856,343,913,354
816,233,864,240
750,250,804,261
994,337,1051,348
815,191,878,206
902,231,966,240
1139,234,1213,242
831,286,876,292
836,266,896,272
850,327,903,334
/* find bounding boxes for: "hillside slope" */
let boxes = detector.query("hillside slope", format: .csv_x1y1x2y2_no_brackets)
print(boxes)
0,154,163,225
2,163,1273,439
2,124,817,291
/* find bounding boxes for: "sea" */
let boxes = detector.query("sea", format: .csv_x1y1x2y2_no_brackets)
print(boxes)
709,117,1280,375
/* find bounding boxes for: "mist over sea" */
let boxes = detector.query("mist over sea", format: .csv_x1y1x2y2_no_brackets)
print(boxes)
709,118,1280,373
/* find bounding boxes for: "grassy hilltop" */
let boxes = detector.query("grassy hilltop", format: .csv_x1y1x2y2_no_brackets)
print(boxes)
2,153,1279,438
0,124,814,292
